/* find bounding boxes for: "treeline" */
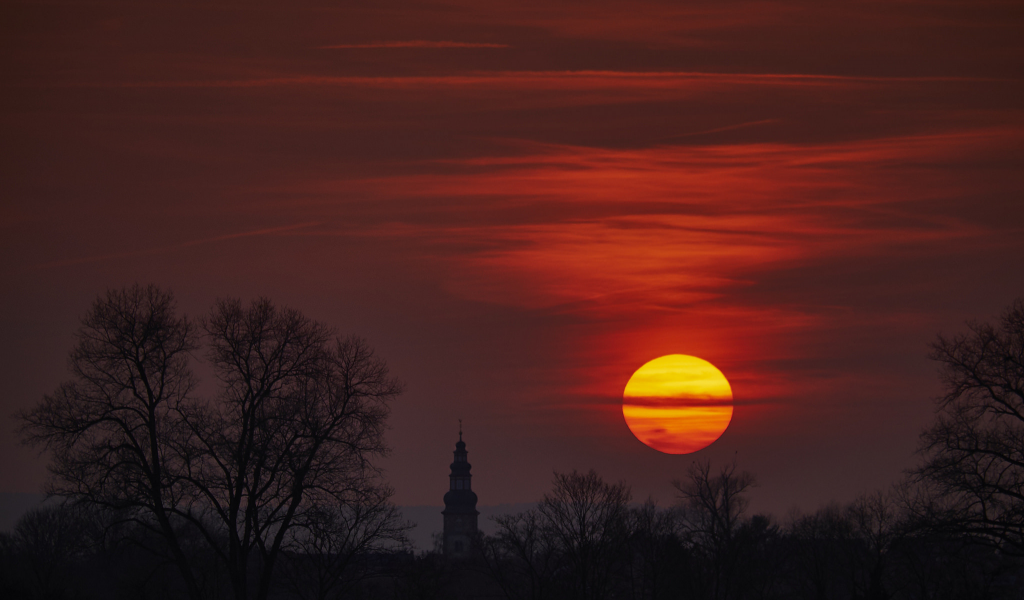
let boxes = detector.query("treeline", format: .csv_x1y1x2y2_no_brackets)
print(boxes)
471,465,1022,600
1,463,1021,600
0,499,411,599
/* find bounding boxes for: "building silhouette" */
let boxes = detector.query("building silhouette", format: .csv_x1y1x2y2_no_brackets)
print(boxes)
442,425,478,559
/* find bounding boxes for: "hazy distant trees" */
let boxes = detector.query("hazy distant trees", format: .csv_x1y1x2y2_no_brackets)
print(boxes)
0,501,98,599
914,299,1024,554
20,284,406,600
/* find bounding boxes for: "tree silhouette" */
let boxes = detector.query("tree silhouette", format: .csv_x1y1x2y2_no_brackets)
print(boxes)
481,509,559,600
539,470,630,600
673,459,756,600
0,502,98,598
20,285,405,600
19,285,203,596
277,485,409,600
482,470,630,600
623,499,686,600
914,298,1024,554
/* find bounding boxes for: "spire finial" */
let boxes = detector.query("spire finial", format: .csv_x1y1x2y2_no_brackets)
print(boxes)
458,418,463,441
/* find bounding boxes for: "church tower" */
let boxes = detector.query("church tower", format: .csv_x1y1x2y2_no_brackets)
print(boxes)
442,423,478,559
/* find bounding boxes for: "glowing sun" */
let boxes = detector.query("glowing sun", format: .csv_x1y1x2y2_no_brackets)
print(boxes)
622,354,734,454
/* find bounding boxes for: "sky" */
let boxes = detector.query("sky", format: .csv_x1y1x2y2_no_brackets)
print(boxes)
2,0,1023,524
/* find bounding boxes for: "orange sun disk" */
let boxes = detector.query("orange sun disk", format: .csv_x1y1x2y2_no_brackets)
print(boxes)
622,354,734,454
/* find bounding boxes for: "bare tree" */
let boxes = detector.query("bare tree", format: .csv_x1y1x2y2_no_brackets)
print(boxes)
3,501,99,598
673,459,755,600
914,298,1024,554
674,460,755,551
538,470,630,600
788,503,856,600
846,489,905,600
20,286,404,600
623,499,685,600
19,285,204,596
481,510,560,600
278,485,410,600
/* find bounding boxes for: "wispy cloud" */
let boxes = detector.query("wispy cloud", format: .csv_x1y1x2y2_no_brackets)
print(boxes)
51,70,1002,91
283,127,1015,333
320,40,509,49
331,127,1014,407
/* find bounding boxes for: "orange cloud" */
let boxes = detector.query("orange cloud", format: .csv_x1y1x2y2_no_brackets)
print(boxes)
332,129,1006,314
301,127,1015,418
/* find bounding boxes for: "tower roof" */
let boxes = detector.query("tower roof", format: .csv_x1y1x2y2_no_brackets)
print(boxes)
444,426,477,514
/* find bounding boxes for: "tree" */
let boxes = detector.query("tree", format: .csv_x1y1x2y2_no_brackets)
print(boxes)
19,285,203,596
481,509,560,600
914,298,1024,554
622,499,687,600
539,470,631,600
788,503,856,600
673,459,756,600
674,460,755,548
0,501,99,598
483,470,630,600
21,285,404,600
277,486,409,600
846,489,905,600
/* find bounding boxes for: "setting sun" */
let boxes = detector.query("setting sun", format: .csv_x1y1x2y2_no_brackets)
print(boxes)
622,355,734,454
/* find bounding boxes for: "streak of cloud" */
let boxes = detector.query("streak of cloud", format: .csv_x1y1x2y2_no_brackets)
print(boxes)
44,70,1005,90
320,40,510,49
274,127,1017,416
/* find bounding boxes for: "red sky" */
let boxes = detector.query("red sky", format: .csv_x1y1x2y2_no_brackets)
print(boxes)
2,0,1023,517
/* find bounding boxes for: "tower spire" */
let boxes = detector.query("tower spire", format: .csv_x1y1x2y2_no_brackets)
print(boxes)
442,426,478,559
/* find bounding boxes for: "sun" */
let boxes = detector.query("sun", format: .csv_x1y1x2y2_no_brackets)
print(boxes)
622,354,734,454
